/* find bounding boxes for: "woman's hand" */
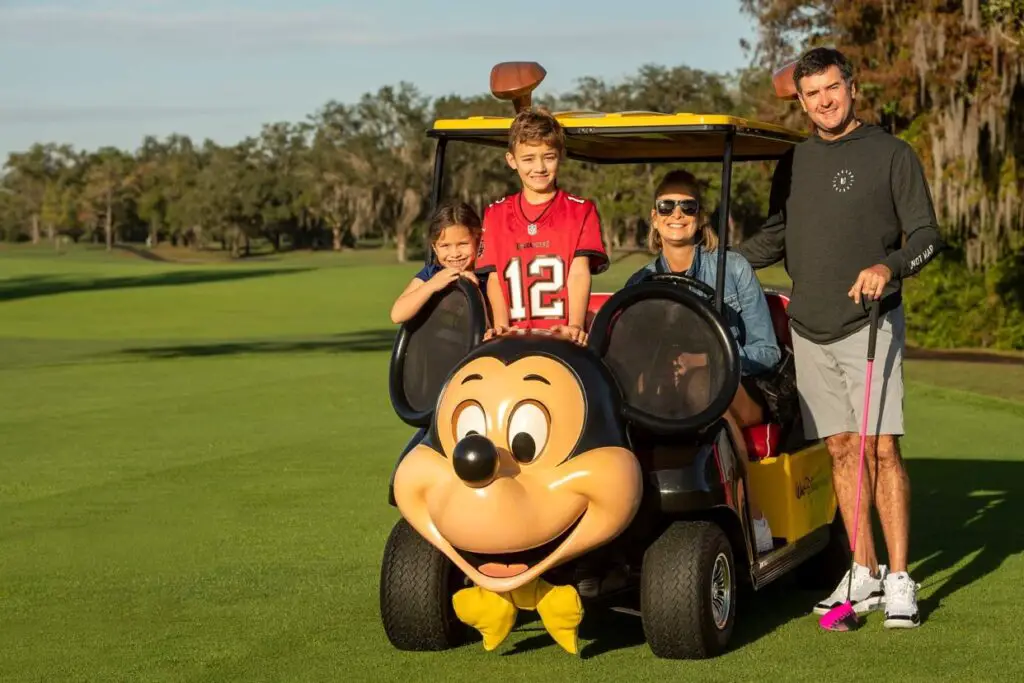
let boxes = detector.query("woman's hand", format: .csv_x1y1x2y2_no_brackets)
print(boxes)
673,352,708,384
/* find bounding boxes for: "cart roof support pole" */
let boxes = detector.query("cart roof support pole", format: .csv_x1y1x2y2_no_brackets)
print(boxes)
425,138,448,266
714,131,734,316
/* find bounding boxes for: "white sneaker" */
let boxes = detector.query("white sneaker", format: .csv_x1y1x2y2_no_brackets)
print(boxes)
883,571,921,628
812,562,887,615
753,517,774,554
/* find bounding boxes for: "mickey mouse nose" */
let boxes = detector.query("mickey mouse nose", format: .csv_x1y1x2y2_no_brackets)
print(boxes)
452,433,499,486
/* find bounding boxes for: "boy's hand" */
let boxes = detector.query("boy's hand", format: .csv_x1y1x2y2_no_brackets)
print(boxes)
553,324,588,346
483,325,511,341
459,271,480,286
427,267,460,292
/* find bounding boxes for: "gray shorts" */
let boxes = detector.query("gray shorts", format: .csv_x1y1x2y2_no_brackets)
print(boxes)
791,305,905,440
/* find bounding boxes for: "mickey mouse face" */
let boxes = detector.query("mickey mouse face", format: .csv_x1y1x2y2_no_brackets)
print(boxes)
393,347,643,594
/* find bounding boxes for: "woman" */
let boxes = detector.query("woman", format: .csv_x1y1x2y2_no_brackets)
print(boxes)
625,169,782,554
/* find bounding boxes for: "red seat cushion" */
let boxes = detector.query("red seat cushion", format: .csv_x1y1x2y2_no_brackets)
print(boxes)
742,292,791,460
764,291,792,350
744,423,781,461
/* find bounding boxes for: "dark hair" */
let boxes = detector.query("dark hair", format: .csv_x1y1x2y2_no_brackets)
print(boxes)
648,169,718,252
793,47,854,93
508,107,566,156
428,201,482,262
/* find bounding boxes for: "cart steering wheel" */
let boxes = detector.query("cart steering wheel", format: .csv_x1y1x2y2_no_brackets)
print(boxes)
644,273,716,301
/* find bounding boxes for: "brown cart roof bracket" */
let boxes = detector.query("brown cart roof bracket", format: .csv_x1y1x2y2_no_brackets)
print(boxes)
772,61,799,100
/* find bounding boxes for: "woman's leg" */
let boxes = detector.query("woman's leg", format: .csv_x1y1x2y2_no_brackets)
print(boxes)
731,382,766,428
723,400,765,518
725,382,775,553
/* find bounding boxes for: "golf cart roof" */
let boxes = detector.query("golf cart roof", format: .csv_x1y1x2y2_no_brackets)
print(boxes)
428,112,806,164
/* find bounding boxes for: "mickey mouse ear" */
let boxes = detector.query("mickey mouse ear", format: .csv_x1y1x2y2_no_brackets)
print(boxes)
389,278,487,427
588,280,740,435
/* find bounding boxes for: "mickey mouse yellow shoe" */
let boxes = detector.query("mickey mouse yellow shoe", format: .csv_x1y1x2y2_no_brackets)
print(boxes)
452,586,517,651
453,579,583,655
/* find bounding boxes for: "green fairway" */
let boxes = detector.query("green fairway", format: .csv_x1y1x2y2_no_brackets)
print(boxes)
2,246,1022,682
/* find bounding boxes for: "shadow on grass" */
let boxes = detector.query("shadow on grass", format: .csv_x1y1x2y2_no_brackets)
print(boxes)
501,458,1023,656
119,329,397,359
0,268,310,303
906,458,1023,622
113,244,174,262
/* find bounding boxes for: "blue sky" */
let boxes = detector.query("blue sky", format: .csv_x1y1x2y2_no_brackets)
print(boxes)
0,0,757,160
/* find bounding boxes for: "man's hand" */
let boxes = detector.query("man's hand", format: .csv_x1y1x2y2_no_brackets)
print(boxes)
552,324,588,347
848,264,893,304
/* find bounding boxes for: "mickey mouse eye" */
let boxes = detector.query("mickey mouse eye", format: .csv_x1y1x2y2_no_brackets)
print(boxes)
507,401,549,464
455,401,486,441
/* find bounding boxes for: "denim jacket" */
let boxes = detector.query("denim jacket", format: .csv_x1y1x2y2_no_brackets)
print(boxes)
624,247,781,376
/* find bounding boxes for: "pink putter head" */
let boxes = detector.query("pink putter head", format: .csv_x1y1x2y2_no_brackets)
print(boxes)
818,601,860,632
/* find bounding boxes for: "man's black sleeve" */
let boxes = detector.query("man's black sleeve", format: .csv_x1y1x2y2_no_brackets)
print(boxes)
882,142,945,278
736,150,791,269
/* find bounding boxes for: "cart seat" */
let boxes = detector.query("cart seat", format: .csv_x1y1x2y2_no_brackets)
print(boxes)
744,290,792,461
764,290,792,350
586,292,612,330
744,423,781,461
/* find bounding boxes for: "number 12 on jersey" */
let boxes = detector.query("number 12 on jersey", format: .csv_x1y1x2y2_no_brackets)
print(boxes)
503,255,565,321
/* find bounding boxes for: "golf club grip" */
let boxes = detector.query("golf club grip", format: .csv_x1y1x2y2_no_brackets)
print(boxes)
867,300,880,361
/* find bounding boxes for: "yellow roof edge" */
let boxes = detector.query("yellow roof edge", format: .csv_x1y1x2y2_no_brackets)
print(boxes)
430,112,804,138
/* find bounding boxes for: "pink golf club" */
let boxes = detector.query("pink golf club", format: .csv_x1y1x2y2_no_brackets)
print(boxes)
819,298,880,632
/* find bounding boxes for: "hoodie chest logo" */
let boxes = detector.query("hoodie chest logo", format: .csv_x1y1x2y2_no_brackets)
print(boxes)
832,169,856,193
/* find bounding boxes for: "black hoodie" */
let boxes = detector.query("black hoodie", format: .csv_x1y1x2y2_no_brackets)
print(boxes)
737,123,944,343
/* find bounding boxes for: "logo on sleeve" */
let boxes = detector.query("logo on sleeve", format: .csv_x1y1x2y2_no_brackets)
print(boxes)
832,169,855,193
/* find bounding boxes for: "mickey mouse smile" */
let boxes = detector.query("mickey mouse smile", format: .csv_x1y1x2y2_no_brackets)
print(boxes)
453,513,584,578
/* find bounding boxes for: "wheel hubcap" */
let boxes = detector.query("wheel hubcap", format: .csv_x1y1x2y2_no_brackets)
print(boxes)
711,552,732,630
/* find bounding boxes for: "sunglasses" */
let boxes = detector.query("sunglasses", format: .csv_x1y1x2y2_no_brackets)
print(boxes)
655,198,700,217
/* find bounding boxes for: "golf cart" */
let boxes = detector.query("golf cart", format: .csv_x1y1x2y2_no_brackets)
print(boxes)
379,61,849,659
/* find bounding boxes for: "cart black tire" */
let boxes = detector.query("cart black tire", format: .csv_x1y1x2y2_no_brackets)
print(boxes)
380,518,469,651
641,521,736,659
795,515,851,590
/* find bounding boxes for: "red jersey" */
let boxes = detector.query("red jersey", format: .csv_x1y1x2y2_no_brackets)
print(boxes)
476,190,608,330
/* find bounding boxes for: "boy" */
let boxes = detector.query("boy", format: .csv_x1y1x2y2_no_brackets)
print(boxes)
476,108,608,345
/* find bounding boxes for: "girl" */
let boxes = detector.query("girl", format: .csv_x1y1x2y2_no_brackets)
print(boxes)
390,201,484,324
625,169,783,555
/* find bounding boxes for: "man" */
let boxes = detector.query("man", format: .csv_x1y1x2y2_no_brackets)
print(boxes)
738,47,943,629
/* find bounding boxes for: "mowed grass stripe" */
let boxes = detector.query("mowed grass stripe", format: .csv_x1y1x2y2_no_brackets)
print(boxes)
0,351,399,505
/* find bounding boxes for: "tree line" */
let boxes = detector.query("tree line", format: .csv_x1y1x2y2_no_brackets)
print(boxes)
1,1,1021,275
0,66,776,262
